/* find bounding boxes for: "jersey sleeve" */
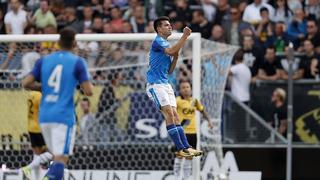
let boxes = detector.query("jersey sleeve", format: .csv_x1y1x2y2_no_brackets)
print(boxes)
74,58,90,83
195,99,204,112
30,58,43,82
151,37,170,52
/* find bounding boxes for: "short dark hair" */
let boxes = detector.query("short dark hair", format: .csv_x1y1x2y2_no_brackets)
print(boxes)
307,17,317,24
266,45,276,52
194,9,205,17
82,97,90,106
233,49,244,62
153,16,170,33
179,79,192,86
260,7,269,14
59,28,76,49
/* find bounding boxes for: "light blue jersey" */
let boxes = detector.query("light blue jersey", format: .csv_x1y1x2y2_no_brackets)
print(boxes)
31,51,90,126
146,35,172,84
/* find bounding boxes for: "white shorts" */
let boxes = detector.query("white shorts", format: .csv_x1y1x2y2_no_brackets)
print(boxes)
40,123,76,156
146,83,176,109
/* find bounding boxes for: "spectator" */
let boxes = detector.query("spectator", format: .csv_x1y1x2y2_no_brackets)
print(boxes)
222,5,252,45
190,9,213,39
273,0,293,25
287,8,307,48
304,0,320,20
103,22,112,33
311,55,319,79
64,7,84,33
242,35,264,78
279,46,303,80
4,0,28,34
129,5,146,33
287,0,302,12
266,21,290,52
0,43,16,70
242,0,274,25
82,5,94,29
201,0,216,23
144,0,165,21
50,0,65,29
168,0,192,24
229,49,252,104
257,46,281,80
255,7,274,47
78,98,95,144
38,24,58,56
91,0,104,14
213,0,230,25
209,24,225,43
110,6,125,33
123,21,133,33
92,16,104,33
100,0,114,22
31,0,57,29
123,0,140,20
305,18,320,54
268,88,287,138
299,39,320,79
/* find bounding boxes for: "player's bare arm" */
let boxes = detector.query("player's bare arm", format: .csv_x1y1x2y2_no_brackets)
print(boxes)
80,81,94,96
165,27,191,56
22,74,41,91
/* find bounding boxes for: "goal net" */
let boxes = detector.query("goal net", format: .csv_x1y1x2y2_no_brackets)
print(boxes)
0,33,237,179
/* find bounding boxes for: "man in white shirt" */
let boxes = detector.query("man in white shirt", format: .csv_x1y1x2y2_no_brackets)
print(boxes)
227,49,252,142
229,49,252,103
4,0,27,34
242,0,274,25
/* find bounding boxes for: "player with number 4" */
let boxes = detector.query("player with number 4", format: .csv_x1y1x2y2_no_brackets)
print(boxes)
22,28,93,180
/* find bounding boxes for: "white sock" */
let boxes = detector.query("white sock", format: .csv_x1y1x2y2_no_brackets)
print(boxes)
183,159,192,179
33,166,40,180
173,157,183,177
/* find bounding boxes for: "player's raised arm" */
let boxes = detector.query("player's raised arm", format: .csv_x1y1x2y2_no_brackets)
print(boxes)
168,52,179,74
165,27,191,56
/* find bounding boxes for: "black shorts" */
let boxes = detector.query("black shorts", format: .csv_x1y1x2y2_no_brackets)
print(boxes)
186,134,197,148
29,132,46,147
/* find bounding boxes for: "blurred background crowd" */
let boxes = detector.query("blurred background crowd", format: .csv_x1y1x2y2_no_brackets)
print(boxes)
0,0,318,82
0,0,319,79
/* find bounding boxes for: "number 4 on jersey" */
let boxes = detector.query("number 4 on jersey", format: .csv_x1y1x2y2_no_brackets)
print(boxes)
48,65,63,93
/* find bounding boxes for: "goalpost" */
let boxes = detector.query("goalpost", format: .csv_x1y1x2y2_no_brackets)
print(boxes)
0,33,237,180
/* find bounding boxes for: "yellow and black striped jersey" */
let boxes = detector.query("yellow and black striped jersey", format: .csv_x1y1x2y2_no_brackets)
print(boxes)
27,91,41,133
176,96,204,134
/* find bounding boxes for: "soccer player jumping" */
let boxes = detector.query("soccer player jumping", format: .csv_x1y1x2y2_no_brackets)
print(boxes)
146,16,203,157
